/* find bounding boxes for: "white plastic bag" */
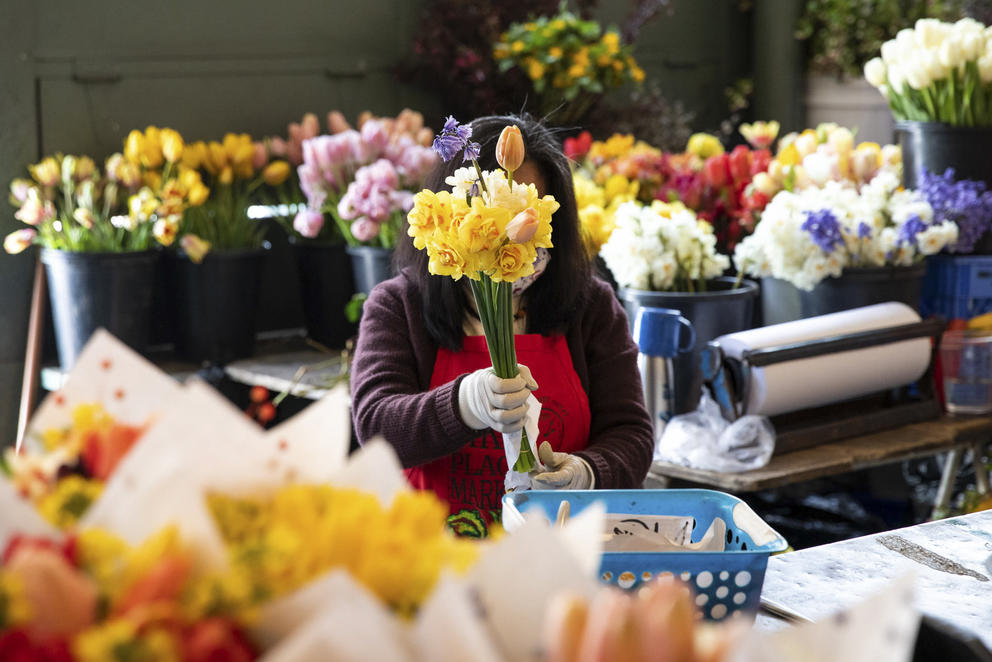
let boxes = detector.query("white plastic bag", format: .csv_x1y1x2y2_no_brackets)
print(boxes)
655,392,775,472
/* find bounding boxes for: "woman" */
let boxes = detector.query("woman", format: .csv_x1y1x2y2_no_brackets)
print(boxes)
350,114,653,531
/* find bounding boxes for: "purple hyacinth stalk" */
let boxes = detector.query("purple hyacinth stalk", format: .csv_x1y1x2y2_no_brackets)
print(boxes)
433,115,475,163
918,168,992,254
802,208,844,253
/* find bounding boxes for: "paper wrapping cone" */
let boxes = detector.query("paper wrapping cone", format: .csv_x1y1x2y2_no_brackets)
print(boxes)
22,329,181,452
735,573,919,662
0,479,59,549
411,573,504,662
257,571,413,662
81,379,353,568
468,516,601,662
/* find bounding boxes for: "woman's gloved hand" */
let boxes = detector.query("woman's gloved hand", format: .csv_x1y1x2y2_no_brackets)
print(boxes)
531,441,594,490
457,364,538,433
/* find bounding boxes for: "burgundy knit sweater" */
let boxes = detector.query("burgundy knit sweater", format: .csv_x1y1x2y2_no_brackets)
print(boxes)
350,271,654,489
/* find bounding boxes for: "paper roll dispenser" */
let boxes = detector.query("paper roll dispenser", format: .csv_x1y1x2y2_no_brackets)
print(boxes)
701,314,945,455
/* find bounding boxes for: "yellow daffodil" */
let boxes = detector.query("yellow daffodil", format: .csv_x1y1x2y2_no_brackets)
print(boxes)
491,241,537,282
548,46,563,59
602,31,620,53
511,40,524,53
427,233,470,280
407,190,454,249
457,200,512,253
129,188,159,223
153,215,180,246
0,573,32,628
37,475,103,529
74,620,180,662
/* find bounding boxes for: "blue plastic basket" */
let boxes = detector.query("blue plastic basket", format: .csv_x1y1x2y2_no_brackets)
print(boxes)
921,254,992,319
502,489,788,621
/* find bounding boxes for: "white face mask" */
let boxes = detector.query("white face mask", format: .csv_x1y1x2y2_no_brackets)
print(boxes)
512,247,551,296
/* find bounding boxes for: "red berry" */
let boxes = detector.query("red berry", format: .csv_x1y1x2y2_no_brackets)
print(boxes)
257,403,277,423
249,386,269,404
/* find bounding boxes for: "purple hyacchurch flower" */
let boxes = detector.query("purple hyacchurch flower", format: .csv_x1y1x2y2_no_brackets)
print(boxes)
463,141,481,162
897,215,928,246
919,168,992,253
802,208,844,253
433,116,477,163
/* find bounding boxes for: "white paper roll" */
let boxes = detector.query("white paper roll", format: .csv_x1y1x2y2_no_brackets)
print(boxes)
718,303,931,416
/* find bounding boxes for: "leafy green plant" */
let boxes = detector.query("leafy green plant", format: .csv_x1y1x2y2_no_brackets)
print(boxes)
796,0,963,78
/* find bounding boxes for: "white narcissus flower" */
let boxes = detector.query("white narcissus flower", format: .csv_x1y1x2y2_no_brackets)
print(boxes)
864,57,887,88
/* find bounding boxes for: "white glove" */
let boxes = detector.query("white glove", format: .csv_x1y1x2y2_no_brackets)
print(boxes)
458,364,538,433
531,441,595,490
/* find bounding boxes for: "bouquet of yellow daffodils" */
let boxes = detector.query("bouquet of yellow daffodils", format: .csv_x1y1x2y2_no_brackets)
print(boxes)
407,117,555,479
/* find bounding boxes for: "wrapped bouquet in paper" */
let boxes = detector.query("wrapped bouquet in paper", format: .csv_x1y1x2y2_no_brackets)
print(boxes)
4,330,182,529
407,117,557,490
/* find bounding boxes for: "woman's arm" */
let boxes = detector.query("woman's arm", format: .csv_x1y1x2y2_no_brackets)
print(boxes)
573,282,655,488
350,279,478,468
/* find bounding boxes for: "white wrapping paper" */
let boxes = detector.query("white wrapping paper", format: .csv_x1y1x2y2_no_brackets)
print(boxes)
503,393,544,492
718,303,930,417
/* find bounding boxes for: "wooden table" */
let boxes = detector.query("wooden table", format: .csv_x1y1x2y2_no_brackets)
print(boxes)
647,416,992,516
757,510,992,652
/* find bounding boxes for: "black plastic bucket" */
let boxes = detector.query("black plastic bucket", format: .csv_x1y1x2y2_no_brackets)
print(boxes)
896,120,992,190
798,265,926,318
293,241,357,349
41,248,158,369
171,247,267,365
619,277,759,414
346,245,394,295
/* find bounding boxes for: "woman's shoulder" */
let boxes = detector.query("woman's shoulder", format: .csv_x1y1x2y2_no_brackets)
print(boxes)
368,270,420,305
581,275,624,318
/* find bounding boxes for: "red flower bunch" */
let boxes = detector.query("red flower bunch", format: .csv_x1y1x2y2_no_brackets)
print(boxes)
656,145,773,252
564,131,593,162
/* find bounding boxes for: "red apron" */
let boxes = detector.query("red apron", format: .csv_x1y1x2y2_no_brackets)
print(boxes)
406,333,591,536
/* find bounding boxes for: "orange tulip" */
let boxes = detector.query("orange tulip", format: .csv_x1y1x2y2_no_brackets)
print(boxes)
496,125,525,173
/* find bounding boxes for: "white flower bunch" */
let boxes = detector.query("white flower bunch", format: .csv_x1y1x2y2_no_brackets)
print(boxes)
865,17,992,126
734,173,958,291
600,200,730,291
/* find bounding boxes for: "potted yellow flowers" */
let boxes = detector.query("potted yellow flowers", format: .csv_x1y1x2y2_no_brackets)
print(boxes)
167,132,291,364
4,127,207,368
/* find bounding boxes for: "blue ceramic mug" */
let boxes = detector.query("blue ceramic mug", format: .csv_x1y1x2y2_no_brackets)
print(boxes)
633,307,695,358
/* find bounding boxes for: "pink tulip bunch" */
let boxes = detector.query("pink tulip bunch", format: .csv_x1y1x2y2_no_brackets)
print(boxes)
293,110,438,246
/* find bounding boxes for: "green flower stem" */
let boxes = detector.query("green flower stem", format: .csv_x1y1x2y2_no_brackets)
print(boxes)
470,274,536,474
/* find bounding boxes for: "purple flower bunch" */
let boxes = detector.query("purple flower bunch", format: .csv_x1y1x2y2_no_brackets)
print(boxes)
801,208,844,253
918,168,992,254
294,119,437,245
432,116,481,163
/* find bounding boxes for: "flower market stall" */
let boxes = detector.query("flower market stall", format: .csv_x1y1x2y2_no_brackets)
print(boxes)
4,3,992,661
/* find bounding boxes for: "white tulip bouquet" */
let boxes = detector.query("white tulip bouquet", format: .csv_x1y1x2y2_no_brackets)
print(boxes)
864,17,992,126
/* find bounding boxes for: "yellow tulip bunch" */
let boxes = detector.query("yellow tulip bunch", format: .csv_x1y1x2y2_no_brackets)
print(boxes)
179,132,292,259
206,485,479,615
118,126,209,249
574,171,640,257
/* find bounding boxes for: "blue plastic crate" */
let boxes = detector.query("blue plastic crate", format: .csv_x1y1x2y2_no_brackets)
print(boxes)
502,489,788,621
922,255,992,319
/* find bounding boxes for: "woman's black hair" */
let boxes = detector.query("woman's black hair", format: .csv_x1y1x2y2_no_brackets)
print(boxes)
395,113,592,350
